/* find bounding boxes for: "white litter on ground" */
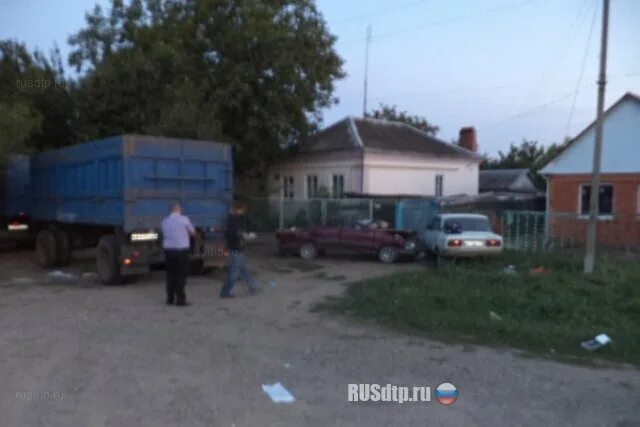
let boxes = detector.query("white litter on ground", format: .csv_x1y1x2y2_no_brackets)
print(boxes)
262,382,295,403
581,334,612,351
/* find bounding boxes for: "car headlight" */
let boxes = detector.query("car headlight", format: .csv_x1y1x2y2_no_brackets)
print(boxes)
130,231,159,242
404,240,416,251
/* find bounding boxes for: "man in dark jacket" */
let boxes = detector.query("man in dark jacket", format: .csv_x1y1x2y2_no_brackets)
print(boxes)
220,202,259,298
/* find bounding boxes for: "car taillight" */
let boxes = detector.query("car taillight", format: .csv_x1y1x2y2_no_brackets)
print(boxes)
448,239,463,247
486,239,502,247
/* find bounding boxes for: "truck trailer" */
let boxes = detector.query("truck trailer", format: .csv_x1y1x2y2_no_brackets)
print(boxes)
0,155,33,246
29,135,232,284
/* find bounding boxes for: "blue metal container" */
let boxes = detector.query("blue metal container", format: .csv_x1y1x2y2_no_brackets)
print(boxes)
30,135,233,233
2,155,31,218
395,198,440,231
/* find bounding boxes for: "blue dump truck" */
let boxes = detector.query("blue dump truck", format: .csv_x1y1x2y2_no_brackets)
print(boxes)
29,135,233,284
0,155,33,245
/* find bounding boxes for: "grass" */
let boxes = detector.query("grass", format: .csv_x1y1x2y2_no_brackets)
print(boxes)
317,251,640,366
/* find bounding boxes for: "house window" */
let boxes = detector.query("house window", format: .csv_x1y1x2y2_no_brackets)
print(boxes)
435,175,444,197
580,184,613,215
332,174,345,198
282,175,294,199
306,175,318,199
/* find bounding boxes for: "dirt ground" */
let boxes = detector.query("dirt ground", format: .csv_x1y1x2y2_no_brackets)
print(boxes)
0,237,638,427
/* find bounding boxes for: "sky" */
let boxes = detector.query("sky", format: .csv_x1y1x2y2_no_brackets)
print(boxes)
1,0,639,156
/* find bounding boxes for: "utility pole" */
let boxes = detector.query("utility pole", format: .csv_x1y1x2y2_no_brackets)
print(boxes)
584,0,610,274
362,25,372,117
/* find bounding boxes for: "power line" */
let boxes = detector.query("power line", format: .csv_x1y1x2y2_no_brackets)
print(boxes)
519,0,589,113
564,0,599,138
342,0,539,44
480,83,595,129
331,0,430,25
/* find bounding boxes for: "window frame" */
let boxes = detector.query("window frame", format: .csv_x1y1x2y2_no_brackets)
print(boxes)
282,175,295,199
578,183,614,219
306,175,318,199
332,173,345,198
435,174,444,197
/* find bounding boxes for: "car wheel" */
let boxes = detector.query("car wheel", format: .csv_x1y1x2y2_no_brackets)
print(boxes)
299,243,318,260
378,246,399,264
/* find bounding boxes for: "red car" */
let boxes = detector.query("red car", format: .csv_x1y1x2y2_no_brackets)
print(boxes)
275,220,419,263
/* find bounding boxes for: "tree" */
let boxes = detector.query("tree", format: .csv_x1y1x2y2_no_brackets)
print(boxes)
68,0,345,175
481,139,568,171
366,103,439,136
0,40,74,159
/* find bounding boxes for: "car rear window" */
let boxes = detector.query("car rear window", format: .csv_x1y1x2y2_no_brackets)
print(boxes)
444,217,491,233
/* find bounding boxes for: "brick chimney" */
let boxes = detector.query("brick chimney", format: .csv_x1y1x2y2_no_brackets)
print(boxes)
458,127,478,153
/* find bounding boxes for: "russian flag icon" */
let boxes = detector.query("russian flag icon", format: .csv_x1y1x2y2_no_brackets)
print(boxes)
435,383,458,405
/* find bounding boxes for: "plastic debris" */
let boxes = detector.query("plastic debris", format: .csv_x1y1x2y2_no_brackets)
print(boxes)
283,363,291,369
502,265,517,275
261,382,295,403
489,311,502,321
581,333,612,351
269,280,277,288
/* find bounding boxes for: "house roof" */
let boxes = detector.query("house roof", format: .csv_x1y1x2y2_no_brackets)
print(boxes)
298,117,479,160
479,169,539,193
540,92,640,175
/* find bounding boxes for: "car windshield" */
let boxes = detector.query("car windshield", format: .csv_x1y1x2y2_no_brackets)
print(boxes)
443,217,491,233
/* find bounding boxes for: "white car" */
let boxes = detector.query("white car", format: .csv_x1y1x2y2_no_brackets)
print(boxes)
420,213,503,264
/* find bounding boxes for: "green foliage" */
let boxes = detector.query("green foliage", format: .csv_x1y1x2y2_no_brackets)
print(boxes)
320,251,640,365
68,0,345,175
482,139,568,171
366,103,439,136
0,40,74,159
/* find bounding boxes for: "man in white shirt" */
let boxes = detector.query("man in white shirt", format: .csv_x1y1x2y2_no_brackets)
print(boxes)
161,202,195,306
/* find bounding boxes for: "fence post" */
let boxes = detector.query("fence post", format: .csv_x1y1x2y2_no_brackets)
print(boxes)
321,200,327,225
278,197,284,230
369,199,374,221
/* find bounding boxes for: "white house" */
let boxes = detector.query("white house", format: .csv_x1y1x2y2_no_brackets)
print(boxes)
269,117,481,199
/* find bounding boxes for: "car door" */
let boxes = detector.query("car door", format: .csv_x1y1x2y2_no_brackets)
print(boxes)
311,225,341,249
423,216,442,252
339,222,376,252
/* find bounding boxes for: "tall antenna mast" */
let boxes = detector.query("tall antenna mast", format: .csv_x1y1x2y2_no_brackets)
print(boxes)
363,25,372,117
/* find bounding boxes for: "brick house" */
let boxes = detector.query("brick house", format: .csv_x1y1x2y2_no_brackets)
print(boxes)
540,92,640,249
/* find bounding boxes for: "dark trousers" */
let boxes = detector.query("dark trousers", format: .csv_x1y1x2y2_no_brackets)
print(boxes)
165,249,189,304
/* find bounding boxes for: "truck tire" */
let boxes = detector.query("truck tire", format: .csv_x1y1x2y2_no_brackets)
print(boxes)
97,235,122,285
53,229,72,266
35,230,57,268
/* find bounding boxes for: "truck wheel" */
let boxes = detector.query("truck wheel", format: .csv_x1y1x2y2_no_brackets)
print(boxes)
378,246,399,264
53,230,72,266
299,243,318,260
35,230,57,268
97,235,122,285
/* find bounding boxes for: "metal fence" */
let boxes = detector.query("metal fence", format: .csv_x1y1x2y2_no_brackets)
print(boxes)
498,210,640,253
243,197,640,254
244,197,400,232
